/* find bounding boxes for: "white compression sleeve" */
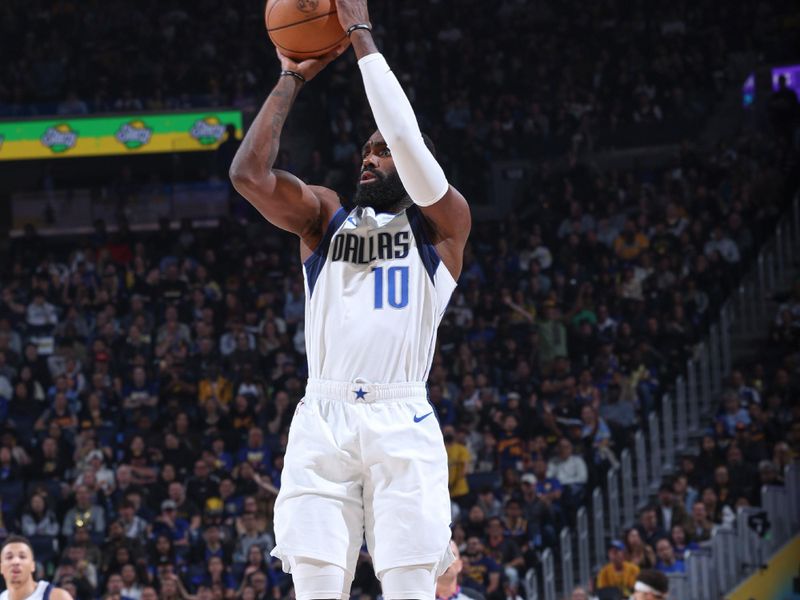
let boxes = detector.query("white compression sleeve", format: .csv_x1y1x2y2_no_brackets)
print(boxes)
379,564,437,600
358,53,449,207
288,557,350,600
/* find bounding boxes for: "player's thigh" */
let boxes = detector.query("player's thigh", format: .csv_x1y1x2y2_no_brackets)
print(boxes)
273,398,364,573
362,400,452,574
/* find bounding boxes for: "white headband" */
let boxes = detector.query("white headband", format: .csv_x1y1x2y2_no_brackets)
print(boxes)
635,581,665,595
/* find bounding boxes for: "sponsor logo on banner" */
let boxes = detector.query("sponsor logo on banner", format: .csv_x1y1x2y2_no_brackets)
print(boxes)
116,120,153,150
41,124,78,153
190,116,225,146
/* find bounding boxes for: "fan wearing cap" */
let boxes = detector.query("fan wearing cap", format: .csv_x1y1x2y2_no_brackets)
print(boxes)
596,539,640,597
630,569,669,599
152,500,191,546
84,449,115,493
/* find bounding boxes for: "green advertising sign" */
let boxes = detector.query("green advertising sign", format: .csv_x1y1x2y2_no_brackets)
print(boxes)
0,110,243,161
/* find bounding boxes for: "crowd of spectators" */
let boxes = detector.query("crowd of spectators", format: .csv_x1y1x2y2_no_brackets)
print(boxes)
2,0,797,202
586,277,800,599
0,119,796,599
1,0,744,133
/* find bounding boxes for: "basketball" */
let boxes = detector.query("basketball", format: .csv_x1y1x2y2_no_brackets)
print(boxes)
265,0,346,61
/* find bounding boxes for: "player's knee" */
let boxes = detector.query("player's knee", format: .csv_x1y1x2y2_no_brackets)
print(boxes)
378,563,438,600
288,556,351,600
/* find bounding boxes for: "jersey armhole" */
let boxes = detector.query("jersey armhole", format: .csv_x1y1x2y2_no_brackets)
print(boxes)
303,207,348,297
407,205,455,286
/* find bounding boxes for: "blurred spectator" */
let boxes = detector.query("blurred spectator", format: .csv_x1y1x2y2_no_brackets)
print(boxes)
461,536,501,599
151,499,190,547
231,512,273,566
669,524,699,561
445,425,472,507
62,485,106,538
20,492,60,537
57,91,89,115
118,499,149,545
547,438,588,510
635,507,666,549
436,540,485,600
653,537,685,574
622,528,655,570
688,501,714,542
26,291,59,334
580,405,618,470
596,539,640,597
654,483,689,533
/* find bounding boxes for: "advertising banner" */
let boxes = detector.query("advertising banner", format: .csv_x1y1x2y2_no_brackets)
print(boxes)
0,110,242,161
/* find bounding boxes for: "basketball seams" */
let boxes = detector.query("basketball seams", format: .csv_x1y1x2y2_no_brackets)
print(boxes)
272,34,348,58
265,0,345,60
266,8,338,33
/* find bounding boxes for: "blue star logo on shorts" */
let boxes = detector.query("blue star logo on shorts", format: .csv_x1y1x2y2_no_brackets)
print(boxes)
354,387,368,400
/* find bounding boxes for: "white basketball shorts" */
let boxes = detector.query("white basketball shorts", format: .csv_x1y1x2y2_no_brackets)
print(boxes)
270,379,454,577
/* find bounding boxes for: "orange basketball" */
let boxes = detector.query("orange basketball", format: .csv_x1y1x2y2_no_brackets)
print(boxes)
265,0,346,61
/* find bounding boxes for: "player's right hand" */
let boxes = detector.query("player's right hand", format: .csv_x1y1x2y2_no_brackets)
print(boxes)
275,39,350,83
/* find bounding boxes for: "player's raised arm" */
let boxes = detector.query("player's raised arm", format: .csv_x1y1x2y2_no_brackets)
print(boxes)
229,46,347,245
337,0,472,278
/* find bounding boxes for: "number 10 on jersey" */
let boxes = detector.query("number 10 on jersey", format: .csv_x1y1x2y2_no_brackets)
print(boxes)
372,266,409,309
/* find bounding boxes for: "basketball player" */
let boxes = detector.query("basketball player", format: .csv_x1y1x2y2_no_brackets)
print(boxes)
630,569,669,599
229,0,471,597
1,536,73,600
436,542,484,600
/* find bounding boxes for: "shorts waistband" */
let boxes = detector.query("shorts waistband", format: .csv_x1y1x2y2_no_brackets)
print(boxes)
305,379,427,403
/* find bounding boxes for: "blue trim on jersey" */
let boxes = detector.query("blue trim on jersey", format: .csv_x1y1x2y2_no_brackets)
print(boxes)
43,583,53,600
407,205,441,284
304,207,347,298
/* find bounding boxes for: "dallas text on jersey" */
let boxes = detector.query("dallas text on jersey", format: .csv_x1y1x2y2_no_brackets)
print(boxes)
330,230,411,265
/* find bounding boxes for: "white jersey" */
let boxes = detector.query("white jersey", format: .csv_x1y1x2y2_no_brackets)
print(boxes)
303,204,456,383
0,581,53,600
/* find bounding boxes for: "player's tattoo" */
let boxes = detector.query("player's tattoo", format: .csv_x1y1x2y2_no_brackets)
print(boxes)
230,76,300,178
265,80,297,168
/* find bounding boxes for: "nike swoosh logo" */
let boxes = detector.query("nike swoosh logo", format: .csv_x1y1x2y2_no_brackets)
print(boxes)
414,412,433,423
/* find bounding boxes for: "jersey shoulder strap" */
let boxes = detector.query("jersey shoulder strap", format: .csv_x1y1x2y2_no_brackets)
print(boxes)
43,583,54,600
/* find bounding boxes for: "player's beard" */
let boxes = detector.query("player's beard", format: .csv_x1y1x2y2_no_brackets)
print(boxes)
353,168,408,212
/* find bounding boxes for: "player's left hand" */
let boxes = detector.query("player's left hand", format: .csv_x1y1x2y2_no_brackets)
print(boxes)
335,0,371,33
276,38,350,83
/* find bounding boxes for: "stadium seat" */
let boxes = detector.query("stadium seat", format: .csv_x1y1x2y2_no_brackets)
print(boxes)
28,534,58,565
467,471,501,491
96,425,118,447
0,480,24,514
26,479,64,504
